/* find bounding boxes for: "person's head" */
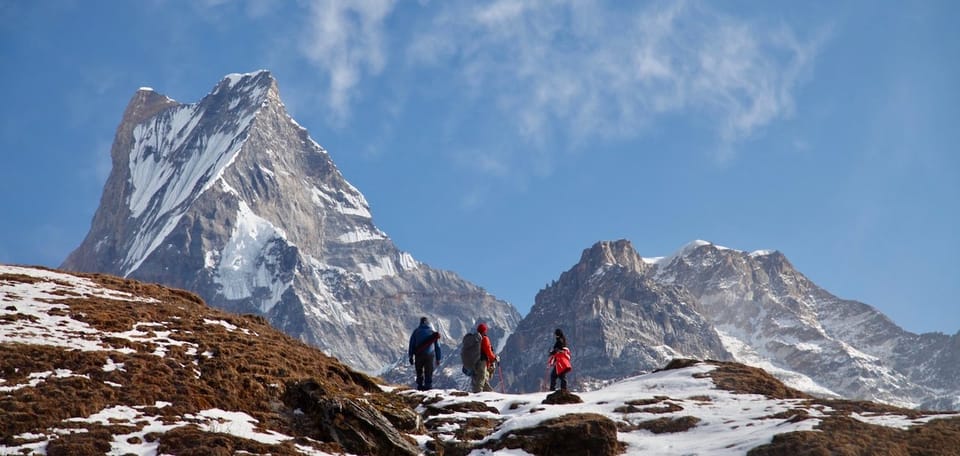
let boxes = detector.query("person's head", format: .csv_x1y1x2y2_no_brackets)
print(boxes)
420,316,429,325
555,328,564,338
477,323,488,335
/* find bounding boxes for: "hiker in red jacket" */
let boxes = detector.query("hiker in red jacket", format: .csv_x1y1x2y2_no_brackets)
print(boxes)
474,323,498,392
408,316,441,391
548,328,572,391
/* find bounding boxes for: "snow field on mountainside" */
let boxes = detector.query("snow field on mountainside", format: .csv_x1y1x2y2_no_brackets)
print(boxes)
122,73,270,276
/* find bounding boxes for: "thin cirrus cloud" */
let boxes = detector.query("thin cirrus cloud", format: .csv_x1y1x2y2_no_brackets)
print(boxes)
409,1,824,153
299,0,397,123
297,0,824,158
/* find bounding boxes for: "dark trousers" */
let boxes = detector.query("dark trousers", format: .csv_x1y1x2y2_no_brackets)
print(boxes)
415,353,435,390
550,369,568,391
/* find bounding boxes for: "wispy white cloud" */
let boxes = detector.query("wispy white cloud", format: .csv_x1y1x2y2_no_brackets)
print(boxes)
299,0,397,123
406,0,824,158
284,0,823,176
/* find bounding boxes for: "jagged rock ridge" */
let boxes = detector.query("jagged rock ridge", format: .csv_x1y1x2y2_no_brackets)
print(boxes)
61,71,521,376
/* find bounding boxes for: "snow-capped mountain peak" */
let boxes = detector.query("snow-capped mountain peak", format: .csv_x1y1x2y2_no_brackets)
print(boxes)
63,71,521,376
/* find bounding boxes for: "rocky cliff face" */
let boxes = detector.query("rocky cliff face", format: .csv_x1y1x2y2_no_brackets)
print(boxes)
61,71,521,376
499,240,731,393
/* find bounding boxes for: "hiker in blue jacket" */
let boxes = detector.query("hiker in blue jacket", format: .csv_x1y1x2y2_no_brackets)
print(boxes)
408,316,442,391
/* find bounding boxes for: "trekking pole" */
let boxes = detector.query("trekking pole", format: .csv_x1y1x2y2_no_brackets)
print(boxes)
497,362,505,393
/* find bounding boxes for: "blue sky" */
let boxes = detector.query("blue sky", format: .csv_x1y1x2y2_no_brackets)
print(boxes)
1,1,957,334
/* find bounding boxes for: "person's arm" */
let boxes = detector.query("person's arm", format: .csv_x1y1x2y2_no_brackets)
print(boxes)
434,334,442,363
408,332,416,361
481,336,497,364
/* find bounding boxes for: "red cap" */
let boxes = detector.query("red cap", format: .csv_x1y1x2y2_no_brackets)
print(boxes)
477,323,488,334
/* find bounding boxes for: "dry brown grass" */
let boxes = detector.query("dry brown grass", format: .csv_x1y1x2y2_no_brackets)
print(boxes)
748,416,960,456
659,358,810,400
155,426,310,456
1,271,411,454
701,361,812,400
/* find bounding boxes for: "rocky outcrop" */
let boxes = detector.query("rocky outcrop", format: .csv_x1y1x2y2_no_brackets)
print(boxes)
542,389,584,405
283,380,421,456
488,413,624,456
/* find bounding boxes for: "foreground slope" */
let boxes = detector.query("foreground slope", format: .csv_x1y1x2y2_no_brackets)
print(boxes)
60,70,520,376
405,359,960,455
0,264,420,455
4,265,958,455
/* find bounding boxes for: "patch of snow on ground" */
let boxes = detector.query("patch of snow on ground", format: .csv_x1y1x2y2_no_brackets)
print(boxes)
0,401,348,456
0,266,203,359
477,369,953,454
409,364,827,455
851,412,960,430
204,318,257,335
187,409,292,445
103,357,126,372
1,267,147,353
0,369,88,393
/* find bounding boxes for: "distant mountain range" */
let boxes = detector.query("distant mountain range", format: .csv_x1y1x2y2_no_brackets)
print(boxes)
501,239,960,410
61,71,958,410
